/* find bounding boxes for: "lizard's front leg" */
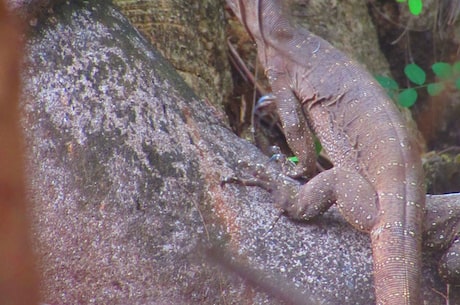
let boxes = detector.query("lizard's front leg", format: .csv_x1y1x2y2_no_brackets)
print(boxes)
222,160,378,231
265,66,317,179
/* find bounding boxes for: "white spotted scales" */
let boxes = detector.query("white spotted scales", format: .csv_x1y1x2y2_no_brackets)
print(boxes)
227,0,426,304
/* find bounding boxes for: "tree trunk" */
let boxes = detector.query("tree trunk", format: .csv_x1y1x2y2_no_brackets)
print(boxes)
113,0,232,109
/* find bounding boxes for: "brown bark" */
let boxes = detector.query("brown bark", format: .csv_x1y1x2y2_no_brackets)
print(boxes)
113,0,232,109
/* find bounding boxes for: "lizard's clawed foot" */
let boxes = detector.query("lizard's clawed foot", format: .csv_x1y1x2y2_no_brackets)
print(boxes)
268,146,308,180
221,160,279,192
221,159,302,216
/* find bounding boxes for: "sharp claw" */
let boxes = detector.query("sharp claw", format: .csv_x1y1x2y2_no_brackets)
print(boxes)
221,176,240,187
256,94,277,109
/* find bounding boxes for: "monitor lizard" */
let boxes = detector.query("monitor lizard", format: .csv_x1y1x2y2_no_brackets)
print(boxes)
225,0,426,303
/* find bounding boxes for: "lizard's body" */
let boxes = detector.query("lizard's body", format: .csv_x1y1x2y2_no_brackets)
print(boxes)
227,1,426,304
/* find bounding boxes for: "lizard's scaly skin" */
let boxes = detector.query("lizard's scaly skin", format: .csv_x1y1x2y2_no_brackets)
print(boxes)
227,1,425,304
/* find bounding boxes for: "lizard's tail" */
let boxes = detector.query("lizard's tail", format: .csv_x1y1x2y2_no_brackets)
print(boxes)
370,178,425,305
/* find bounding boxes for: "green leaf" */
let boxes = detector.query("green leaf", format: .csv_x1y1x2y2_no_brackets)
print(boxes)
427,83,445,96
375,75,399,90
398,88,418,107
453,61,460,74
404,63,426,85
456,78,460,90
432,62,452,79
314,139,322,155
408,0,423,15
287,156,298,164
